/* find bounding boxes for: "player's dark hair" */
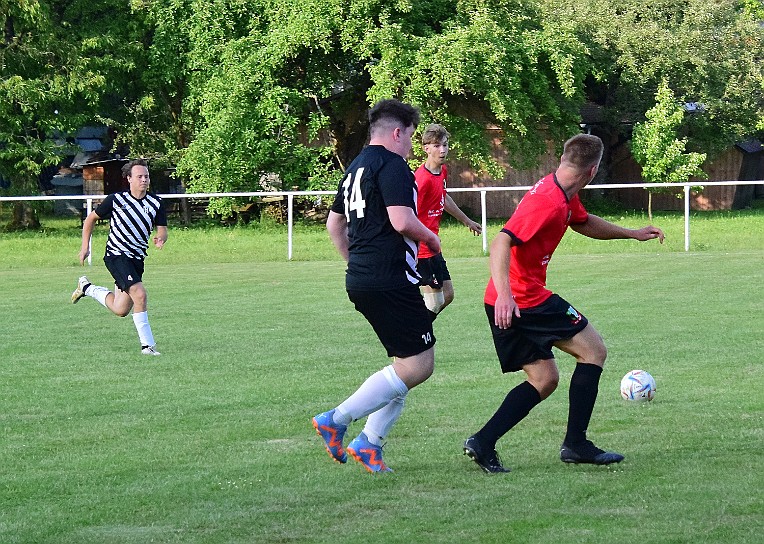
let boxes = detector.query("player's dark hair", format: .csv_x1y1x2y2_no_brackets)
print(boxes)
422,123,450,145
368,99,420,133
562,134,603,169
122,158,149,178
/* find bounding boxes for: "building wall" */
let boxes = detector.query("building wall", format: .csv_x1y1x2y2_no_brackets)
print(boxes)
446,131,559,219
609,144,744,211
447,131,757,217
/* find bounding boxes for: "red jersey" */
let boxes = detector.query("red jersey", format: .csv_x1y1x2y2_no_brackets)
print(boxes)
414,164,447,259
484,173,589,308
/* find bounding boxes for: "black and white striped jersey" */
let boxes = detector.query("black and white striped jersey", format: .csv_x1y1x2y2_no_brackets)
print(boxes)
94,191,167,260
330,145,421,291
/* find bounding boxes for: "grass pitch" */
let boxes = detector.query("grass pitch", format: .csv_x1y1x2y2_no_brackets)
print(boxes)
0,210,762,543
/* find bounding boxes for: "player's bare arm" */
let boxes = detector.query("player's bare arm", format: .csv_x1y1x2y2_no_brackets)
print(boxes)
78,211,101,265
326,210,350,262
153,226,168,249
388,205,441,255
444,194,482,235
489,231,520,329
571,214,664,243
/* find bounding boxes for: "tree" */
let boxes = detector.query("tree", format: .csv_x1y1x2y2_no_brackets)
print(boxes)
173,0,594,218
541,0,764,165
631,79,707,221
0,0,147,229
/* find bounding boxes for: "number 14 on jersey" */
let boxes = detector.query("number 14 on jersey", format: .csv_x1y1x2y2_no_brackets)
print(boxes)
342,167,366,221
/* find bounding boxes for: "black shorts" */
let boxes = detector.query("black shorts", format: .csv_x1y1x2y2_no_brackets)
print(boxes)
348,284,436,358
417,253,451,289
486,294,589,373
104,255,145,292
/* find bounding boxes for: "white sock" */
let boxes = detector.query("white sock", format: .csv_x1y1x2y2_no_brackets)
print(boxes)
334,365,409,425
132,311,156,347
364,394,407,446
86,285,111,308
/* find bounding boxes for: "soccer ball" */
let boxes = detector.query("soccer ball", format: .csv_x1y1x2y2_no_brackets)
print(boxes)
620,370,656,402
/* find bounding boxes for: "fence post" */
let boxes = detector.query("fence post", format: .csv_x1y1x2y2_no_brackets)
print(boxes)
684,185,690,252
481,190,488,254
287,193,294,261
86,198,93,266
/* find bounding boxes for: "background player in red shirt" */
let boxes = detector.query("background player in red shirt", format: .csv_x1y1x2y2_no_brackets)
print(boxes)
415,124,481,318
464,134,664,473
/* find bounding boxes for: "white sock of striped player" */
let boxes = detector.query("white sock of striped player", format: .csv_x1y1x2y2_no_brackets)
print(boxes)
363,394,407,446
86,285,111,308
132,311,156,347
334,365,409,426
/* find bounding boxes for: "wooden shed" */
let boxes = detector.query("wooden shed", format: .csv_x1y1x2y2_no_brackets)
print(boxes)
447,130,762,217
608,140,764,211
81,158,129,196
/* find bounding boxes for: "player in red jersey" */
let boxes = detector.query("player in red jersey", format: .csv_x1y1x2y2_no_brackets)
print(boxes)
415,124,481,318
464,134,664,473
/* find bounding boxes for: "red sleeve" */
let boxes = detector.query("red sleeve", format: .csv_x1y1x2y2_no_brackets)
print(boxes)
505,193,554,244
569,194,589,224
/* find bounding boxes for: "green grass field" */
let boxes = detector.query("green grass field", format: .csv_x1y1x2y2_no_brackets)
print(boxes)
1,210,763,543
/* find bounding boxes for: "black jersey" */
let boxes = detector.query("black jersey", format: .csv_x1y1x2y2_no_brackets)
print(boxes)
330,145,421,290
94,191,167,261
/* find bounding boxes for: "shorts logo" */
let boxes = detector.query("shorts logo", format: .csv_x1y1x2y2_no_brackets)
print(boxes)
127,275,133,281
566,305,583,325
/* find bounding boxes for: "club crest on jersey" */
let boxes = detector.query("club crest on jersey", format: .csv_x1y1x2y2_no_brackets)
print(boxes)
566,305,583,325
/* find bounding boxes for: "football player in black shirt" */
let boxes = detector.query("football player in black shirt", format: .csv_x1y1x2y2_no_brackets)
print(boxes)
313,99,441,472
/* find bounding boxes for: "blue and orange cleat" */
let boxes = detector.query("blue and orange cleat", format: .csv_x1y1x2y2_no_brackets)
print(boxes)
347,432,392,473
312,409,347,463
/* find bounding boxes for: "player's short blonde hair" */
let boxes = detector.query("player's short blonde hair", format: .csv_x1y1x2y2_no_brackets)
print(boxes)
421,124,450,145
562,134,603,169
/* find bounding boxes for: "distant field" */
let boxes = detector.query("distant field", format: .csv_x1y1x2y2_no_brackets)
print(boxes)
1,206,763,268
0,208,762,543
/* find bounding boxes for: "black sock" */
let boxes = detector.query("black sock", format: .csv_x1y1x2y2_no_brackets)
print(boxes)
474,381,542,450
428,309,438,322
565,363,603,445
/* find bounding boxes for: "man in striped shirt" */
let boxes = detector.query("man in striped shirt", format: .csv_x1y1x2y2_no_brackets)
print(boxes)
71,159,168,356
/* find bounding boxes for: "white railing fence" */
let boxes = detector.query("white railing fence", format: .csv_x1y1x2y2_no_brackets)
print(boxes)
1,180,761,260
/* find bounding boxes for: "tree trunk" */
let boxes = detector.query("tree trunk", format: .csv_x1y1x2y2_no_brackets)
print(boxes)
7,202,41,230
648,192,653,224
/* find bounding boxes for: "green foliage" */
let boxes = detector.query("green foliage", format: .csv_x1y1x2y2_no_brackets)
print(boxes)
543,0,764,157
739,0,764,20
0,0,147,195
172,0,597,217
631,80,707,190
2,0,762,224
364,2,587,171
173,0,347,216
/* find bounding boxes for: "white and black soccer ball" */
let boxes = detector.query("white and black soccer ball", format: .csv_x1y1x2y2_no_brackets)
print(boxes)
620,370,656,402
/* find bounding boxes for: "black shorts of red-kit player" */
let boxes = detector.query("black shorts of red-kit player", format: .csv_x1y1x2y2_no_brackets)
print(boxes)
416,253,451,289
485,294,589,373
